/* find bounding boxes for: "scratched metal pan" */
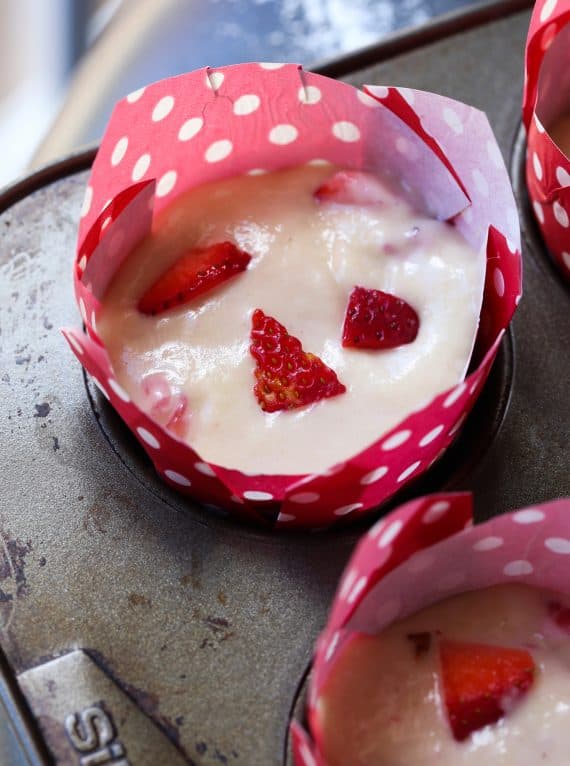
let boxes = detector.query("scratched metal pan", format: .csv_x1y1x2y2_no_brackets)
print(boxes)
1,1,568,765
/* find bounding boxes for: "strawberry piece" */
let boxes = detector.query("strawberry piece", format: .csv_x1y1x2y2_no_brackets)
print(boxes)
342,286,419,349
440,640,535,741
139,241,251,315
250,309,346,412
314,170,392,205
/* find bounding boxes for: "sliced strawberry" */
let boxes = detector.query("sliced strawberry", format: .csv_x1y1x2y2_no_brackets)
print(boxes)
250,309,346,413
440,640,535,742
342,286,419,349
138,241,251,315
314,170,392,205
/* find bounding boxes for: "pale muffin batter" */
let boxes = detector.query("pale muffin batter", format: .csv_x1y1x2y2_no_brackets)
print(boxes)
319,584,570,765
98,165,485,474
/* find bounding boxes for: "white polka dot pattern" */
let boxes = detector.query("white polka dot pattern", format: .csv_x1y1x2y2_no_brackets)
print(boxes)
136,427,160,449
422,500,450,524
545,538,570,554
556,166,570,187
487,139,503,168
298,85,321,104
164,470,191,486
504,560,534,576
473,536,503,551
333,503,363,516
532,151,543,181
206,71,225,90
80,186,93,217
111,136,128,166
132,153,151,181
378,519,403,548
357,89,382,107
553,201,569,227
331,121,360,142
72,64,523,527
178,117,203,141
194,462,216,477
205,139,233,162
382,430,411,450
397,461,421,483
243,490,273,501
152,95,174,122
472,168,489,196
93,378,109,400
268,124,298,145
524,6,570,283
156,170,177,197
419,425,444,447
540,0,558,22
299,743,317,766
233,94,261,115
346,576,367,604
443,382,466,408
107,378,130,402
289,492,320,504
442,106,463,134
126,87,145,103
360,466,388,485
494,267,505,297
65,332,84,356
513,508,545,524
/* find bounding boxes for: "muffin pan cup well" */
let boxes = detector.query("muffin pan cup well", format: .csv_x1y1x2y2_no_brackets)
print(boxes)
0,3,568,766
64,63,521,530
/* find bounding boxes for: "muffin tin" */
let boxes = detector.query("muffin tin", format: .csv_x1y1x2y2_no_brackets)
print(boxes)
0,2,568,764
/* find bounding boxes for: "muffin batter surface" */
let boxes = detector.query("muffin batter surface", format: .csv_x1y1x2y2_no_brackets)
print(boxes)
319,584,570,766
98,166,485,474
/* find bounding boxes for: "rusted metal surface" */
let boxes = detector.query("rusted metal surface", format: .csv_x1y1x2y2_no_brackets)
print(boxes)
0,5,568,766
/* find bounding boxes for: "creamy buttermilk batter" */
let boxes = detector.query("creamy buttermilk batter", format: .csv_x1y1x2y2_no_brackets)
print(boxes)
97,165,485,474
319,584,570,765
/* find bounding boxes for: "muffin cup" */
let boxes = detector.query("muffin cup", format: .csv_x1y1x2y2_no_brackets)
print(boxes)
291,492,570,764
63,63,522,529
524,0,570,280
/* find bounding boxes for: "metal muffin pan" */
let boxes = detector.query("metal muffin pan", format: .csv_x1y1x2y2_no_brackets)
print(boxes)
1,2,568,764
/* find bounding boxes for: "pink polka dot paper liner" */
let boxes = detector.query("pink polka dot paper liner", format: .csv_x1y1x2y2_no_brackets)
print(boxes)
290,493,570,765
64,63,522,529
524,0,570,281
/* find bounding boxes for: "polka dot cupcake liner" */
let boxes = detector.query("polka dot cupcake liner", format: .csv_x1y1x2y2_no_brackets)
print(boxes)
524,0,570,280
63,63,522,529
290,493,570,765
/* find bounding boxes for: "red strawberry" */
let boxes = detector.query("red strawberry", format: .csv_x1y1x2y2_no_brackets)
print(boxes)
440,640,535,741
139,241,251,315
250,309,346,412
342,286,419,349
314,170,391,205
